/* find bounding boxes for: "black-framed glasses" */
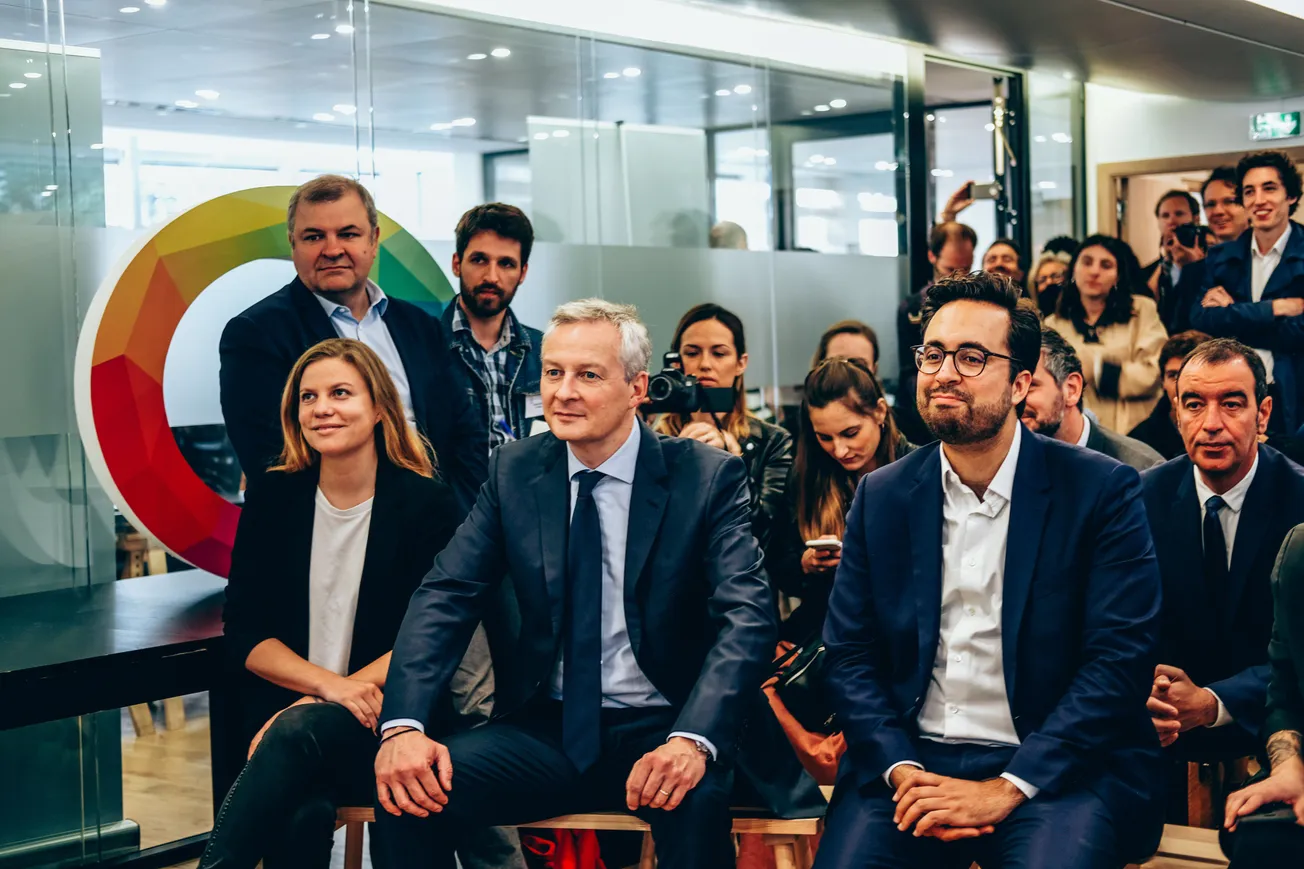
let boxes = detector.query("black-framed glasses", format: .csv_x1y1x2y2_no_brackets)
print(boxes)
912,344,1013,377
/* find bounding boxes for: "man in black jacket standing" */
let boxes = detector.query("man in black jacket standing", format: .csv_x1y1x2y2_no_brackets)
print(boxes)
373,299,776,869
218,175,486,513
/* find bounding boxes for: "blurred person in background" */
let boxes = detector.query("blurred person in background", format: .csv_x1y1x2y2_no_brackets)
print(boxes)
1128,330,1214,460
812,320,881,373
1046,233,1169,434
1204,166,1251,245
654,304,792,551
1154,224,1215,332
1141,190,1200,303
1031,250,1072,319
982,237,1026,289
710,221,749,250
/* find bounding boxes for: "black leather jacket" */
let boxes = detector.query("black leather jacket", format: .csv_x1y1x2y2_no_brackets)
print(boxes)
738,418,794,553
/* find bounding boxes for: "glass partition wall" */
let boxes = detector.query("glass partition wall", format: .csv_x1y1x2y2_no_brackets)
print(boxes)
0,1,1075,863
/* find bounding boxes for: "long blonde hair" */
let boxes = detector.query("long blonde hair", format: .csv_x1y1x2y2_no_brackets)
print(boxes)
271,338,434,478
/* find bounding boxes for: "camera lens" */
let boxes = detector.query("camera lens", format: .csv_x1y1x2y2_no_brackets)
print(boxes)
648,375,673,402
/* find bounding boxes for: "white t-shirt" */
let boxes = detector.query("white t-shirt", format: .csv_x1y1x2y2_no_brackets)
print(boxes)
307,487,374,677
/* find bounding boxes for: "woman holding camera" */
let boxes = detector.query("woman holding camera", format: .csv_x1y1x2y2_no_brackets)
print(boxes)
770,357,910,643
653,303,792,550
200,338,460,869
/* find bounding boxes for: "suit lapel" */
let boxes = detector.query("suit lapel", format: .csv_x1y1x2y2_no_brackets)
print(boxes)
535,436,571,635
624,423,670,655
381,305,430,425
1001,431,1050,706
1168,466,1203,621
1227,449,1273,631
289,277,340,344
910,453,943,697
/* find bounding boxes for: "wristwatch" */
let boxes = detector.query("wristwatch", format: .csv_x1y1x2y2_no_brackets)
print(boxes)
683,737,712,761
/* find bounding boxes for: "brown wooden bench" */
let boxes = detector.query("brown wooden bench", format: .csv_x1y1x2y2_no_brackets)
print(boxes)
335,806,822,869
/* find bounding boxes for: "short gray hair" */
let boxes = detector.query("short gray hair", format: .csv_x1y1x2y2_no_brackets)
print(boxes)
545,298,653,382
287,174,378,237
1040,326,1083,386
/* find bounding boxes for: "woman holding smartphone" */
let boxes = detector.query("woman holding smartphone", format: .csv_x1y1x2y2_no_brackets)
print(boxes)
200,338,458,868
770,357,909,642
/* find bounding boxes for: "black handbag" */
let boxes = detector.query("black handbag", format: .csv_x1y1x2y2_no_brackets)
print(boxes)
772,635,838,735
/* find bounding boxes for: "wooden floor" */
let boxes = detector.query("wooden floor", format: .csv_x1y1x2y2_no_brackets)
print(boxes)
119,695,213,851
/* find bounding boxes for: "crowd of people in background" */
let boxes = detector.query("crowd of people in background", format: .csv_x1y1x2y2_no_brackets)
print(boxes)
198,149,1304,869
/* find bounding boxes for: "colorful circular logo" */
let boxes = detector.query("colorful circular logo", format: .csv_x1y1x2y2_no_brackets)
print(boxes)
74,186,451,577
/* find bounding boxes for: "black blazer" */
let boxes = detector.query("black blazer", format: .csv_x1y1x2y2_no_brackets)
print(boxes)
223,456,458,743
1266,524,1304,739
382,421,777,763
824,430,1164,853
218,277,488,514
1141,445,1304,760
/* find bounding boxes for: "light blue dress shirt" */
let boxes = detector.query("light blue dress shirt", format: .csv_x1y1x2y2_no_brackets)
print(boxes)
383,421,715,759
313,281,416,428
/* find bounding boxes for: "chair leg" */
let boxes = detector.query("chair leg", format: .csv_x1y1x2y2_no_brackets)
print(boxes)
343,820,364,869
128,703,155,737
163,696,186,731
766,836,798,869
794,835,814,869
638,830,656,869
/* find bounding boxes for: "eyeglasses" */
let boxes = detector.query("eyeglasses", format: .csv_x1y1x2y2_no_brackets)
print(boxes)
912,344,1014,377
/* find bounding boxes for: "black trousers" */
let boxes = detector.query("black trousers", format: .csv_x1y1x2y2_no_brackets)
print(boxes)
374,702,735,869
1223,815,1304,867
198,702,525,869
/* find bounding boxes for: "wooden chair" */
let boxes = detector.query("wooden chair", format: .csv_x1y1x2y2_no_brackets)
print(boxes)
335,806,822,869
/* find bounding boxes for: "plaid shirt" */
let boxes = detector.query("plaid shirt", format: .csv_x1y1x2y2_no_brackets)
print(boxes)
450,303,516,448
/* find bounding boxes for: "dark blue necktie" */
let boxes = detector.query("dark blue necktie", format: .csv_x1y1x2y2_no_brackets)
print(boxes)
563,470,604,771
1203,495,1228,612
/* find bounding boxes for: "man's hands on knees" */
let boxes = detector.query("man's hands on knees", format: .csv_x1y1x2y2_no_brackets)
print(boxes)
625,737,707,812
891,767,1022,841
375,729,454,818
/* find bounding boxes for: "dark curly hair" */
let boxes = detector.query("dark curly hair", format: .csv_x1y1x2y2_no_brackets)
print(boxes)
919,270,1042,381
1237,151,1303,217
1056,234,1141,333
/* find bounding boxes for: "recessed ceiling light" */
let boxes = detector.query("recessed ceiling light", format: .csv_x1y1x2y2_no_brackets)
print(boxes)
800,110,812,116
622,67,641,77
810,154,826,163
532,132,549,140
45,184,58,191
119,6,140,12
734,84,752,95
311,33,330,40
1052,132,1073,143
1034,135,1047,143
144,0,165,6
603,72,620,79
1039,180,1058,190
333,103,357,115
931,168,954,178
926,113,936,122
552,129,570,138
23,72,41,79
874,161,891,171
40,190,52,197
825,158,837,165
984,123,995,132
814,104,830,112
450,117,476,127
335,23,354,34
8,82,26,89
715,89,731,97
829,98,847,109
90,142,104,149
174,99,198,108
195,89,220,100
467,53,487,60
313,112,335,122
430,122,453,131
490,47,511,58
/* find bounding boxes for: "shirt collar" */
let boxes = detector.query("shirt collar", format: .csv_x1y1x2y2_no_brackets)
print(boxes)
939,421,1022,507
314,280,387,320
451,296,516,353
1253,223,1292,260
566,419,641,486
1076,413,1092,448
1193,447,1259,514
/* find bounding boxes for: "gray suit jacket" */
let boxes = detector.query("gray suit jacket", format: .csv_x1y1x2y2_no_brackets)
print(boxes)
1085,410,1165,471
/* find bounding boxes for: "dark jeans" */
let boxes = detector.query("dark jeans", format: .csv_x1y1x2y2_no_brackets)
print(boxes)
198,702,525,869
815,742,1124,869
374,702,735,869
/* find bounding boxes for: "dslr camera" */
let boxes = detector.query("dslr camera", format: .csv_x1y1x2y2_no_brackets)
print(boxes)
645,352,736,415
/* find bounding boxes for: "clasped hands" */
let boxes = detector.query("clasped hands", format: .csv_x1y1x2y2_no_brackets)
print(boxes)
890,766,1025,841
678,421,742,457
376,731,706,818
1147,664,1219,747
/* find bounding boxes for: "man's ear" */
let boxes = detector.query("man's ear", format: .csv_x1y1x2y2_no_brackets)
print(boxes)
451,253,462,278
1011,369,1033,406
1258,395,1274,437
1064,372,1084,410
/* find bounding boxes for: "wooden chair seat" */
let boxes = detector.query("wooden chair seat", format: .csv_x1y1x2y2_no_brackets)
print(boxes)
335,806,822,869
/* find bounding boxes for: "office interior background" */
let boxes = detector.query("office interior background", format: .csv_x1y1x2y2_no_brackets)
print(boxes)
2,0,1304,865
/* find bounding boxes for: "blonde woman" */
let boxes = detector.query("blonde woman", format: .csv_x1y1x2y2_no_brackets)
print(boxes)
202,338,457,869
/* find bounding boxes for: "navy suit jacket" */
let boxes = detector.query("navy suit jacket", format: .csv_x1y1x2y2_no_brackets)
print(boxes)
218,277,487,514
823,429,1163,823
1141,445,1304,759
1190,224,1304,431
382,421,777,763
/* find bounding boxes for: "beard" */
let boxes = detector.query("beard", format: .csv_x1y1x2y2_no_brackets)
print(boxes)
1021,395,1066,439
918,382,1014,445
460,277,518,318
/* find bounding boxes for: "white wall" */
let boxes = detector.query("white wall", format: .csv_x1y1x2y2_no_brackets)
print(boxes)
1086,83,1304,232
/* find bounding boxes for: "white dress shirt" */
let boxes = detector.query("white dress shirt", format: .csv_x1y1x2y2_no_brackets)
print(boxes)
1075,414,1092,448
1250,223,1291,381
1191,450,1260,728
888,424,1038,798
307,488,373,676
315,280,418,428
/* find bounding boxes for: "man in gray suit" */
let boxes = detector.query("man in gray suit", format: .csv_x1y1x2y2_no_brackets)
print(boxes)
1024,327,1165,471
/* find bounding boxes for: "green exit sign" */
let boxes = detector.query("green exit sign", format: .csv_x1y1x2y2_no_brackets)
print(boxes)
1251,111,1302,141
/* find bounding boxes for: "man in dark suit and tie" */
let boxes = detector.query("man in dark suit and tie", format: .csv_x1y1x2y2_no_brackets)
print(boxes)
1141,339,1304,768
816,272,1164,868
218,174,486,512
372,299,776,868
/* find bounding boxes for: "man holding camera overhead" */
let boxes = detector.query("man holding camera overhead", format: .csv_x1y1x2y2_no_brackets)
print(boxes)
372,298,776,869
